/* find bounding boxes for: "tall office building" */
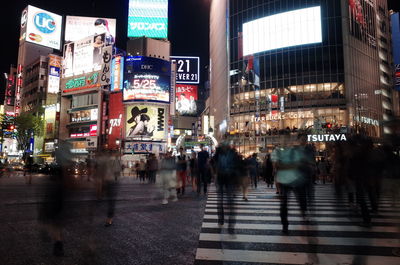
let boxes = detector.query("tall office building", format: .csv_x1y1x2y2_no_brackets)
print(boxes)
210,0,398,155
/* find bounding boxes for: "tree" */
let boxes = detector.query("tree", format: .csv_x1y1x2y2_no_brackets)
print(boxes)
13,113,44,153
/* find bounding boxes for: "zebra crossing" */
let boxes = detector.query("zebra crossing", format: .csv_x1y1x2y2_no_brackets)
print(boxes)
195,184,400,265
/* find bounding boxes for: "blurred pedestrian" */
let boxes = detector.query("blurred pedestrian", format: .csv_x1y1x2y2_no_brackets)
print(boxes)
96,150,119,227
176,147,188,195
138,159,146,182
248,153,258,189
197,144,210,195
159,152,178,204
189,151,197,191
24,154,34,185
272,136,308,234
214,142,240,233
317,157,329,184
38,140,73,256
146,154,158,184
264,154,274,188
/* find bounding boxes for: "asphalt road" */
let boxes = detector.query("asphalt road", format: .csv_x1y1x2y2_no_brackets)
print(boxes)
0,173,207,265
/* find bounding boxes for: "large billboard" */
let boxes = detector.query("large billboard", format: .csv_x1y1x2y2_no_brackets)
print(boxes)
108,92,124,149
243,6,322,56
65,16,116,44
170,56,200,84
127,0,168,38
22,5,63,50
176,84,197,115
62,33,111,77
125,104,167,141
123,56,171,103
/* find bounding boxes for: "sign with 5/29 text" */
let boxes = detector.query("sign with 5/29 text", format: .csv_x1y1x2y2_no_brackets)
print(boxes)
170,56,200,84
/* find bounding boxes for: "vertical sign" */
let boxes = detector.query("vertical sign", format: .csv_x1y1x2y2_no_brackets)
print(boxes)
14,65,23,116
100,46,112,86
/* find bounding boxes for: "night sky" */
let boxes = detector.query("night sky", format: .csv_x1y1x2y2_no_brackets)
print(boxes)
0,0,399,85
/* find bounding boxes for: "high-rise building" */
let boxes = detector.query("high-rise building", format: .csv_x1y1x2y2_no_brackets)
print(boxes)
209,0,399,155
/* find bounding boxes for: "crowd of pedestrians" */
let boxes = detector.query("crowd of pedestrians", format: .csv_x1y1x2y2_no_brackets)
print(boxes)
31,132,400,257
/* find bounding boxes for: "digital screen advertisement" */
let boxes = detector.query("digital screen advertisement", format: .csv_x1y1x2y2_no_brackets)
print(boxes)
176,84,198,115
123,56,171,103
23,5,63,50
127,0,168,38
170,56,200,84
243,6,322,56
65,16,116,44
125,104,167,141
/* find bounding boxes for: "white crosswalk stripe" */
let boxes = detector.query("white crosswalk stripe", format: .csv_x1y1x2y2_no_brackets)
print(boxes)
195,184,400,265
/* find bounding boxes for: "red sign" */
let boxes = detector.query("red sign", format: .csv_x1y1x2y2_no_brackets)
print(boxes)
90,124,97,136
176,84,198,115
107,92,124,149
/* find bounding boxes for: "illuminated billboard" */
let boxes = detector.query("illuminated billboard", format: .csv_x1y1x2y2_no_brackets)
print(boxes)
23,5,63,50
348,0,376,47
127,0,168,38
63,33,111,77
170,56,200,84
47,54,61,93
65,16,116,44
243,6,322,56
123,56,171,103
125,104,167,141
111,56,124,92
176,84,197,115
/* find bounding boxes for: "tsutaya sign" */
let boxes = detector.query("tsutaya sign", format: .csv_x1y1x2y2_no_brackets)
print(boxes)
307,134,347,142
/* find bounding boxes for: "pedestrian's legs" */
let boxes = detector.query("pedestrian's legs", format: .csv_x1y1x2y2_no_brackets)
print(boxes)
226,182,235,233
280,184,289,233
180,170,186,194
356,184,371,225
196,172,201,194
105,181,117,226
217,181,224,225
295,185,308,217
201,171,208,194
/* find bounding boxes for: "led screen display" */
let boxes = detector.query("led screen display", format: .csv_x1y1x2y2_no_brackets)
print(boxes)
123,56,170,103
127,0,168,38
176,84,197,115
243,6,322,56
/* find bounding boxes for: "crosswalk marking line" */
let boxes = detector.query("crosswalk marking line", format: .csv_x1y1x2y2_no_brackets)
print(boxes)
202,214,400,223
198,233,400,248
206,199,399,207
201,222,400,233
206,195,396,202
195,248,400,265
204,208,400,216
205,204,400,212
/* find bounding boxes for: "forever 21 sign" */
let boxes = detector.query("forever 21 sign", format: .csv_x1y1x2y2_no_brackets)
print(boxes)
170,56,200,84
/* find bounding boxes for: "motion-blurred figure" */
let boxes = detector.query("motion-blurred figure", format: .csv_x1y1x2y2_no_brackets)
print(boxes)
96,150,119,227
214,142,240,233
189,151,197,191
248,153,259,189
159,152,178,205
138,159,146,182
263,154,274,188
272,136,308,234
197,144,210,195
176,147,188,195
38,140,72,256
146,153,158,184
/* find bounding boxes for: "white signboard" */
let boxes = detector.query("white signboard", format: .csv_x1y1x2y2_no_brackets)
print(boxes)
65,16,116,44
307,134,347,142
24,5,63,50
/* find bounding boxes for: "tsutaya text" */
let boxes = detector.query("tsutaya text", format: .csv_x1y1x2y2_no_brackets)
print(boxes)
307,134,347,142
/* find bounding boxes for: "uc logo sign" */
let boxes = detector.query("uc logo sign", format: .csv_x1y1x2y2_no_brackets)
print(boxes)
34,13,56,34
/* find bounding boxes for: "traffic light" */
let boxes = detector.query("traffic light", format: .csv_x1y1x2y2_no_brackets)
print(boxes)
326,123,332,129
7,125,15,130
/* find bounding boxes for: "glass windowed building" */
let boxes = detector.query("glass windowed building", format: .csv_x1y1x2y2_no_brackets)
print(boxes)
209,0,398,155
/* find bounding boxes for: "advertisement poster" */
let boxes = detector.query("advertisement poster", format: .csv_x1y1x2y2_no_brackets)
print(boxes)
63,33,107,77
111,56,124,92
123,56,171,103
65,16,116,44
125,105,166,141
176,84,197,115
124,141,166,154
100,46,112,86
24,5,63,50
127,0,168,38
108,92,124,149
348,0,376,47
